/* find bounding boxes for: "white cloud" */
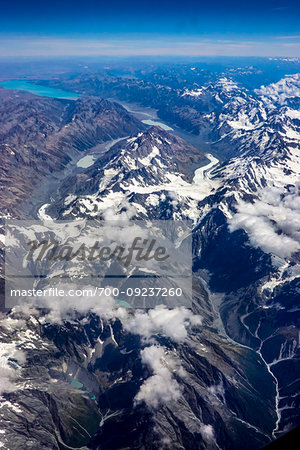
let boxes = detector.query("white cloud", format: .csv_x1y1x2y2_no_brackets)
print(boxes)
0,317,26,331
134,345,182,408
34,284,117,324
207,382,226,403
135,372,181,409
255,74,300,106
200,424,215,441
0,343,26,395
124,305,202,343
229,185,300,259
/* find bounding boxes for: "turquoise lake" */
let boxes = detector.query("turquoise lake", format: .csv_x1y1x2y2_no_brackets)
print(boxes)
0,80,79,99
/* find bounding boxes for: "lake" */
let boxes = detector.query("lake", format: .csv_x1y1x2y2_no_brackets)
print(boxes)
76,154,96,168
0,80,80,99
0,81,213,156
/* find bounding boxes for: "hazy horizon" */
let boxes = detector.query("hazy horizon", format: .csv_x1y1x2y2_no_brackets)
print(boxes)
0,0,299,57
0,35,299,58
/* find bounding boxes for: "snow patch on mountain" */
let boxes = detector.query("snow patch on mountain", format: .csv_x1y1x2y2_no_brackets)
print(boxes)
122,153,220,220
216,77,240,92
182,88,205,98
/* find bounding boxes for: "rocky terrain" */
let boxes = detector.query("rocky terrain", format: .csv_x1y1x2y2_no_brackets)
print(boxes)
46,126,208,221
0,89,143,217
0,301,276,450
36,68,300,157
0,66,299,449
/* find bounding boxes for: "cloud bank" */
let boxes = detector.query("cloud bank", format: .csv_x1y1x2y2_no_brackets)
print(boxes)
255,73,300,106
229,185,300,258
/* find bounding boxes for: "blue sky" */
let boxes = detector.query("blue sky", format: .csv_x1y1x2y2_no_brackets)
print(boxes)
0,0,299,57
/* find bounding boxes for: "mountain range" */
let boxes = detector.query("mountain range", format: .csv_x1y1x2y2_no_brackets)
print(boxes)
0,63,299,449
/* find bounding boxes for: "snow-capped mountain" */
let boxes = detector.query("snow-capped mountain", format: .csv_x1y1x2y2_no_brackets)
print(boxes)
192,76,300,436
47,127,212,222
0,68,299,449
42,73,300,439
